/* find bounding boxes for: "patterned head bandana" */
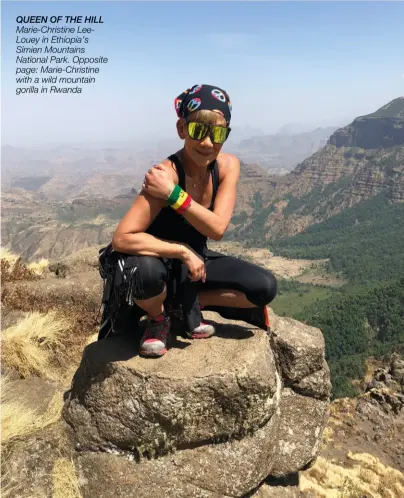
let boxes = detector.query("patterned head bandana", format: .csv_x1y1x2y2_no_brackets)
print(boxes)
174,84,232,126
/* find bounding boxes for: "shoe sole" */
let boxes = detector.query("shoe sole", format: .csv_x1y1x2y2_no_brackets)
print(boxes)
191,333,214,339
139,348,167,357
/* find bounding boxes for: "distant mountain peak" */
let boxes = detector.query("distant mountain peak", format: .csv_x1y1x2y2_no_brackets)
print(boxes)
329,97,404,149
361,96,404,119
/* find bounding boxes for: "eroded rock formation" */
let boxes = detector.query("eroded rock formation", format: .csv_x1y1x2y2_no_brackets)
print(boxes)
63,309,331,497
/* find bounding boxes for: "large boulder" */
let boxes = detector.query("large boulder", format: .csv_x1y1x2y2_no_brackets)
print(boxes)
63,309,331,497
63,323,279,455
268,311,331,476
76,412,281,498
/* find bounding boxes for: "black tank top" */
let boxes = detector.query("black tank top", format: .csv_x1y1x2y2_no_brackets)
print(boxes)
146,153,219,256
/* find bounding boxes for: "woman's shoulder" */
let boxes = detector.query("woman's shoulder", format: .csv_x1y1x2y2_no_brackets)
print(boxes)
156,154,181,184
216,153,240,182
217,152,240,166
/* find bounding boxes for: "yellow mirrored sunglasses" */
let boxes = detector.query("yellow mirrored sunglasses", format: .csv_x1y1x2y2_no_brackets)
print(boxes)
187,122,231,144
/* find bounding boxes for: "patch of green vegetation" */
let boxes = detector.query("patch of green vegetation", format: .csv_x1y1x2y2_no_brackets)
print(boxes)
231,211,248,225
272,191,404,285
293,278,404,399
267,190,404,398
283,175,354,219
343,147,366,160
251,191,263,211
271,279,336,318
281,192,314,216
226,194,275,242
56,208,79,223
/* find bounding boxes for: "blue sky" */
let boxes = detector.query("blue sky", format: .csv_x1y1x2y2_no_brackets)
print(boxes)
2,1,403,146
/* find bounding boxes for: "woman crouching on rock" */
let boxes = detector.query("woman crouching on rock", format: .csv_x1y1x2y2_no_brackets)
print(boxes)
109,84,277,357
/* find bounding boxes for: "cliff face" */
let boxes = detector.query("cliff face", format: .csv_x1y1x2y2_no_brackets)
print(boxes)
229,97,404,240
329,117,404,149
286,145,404,201
330,97,404,149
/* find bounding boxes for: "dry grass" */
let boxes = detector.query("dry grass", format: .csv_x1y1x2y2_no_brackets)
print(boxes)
1,247,19,264
2,311,72,379
321,425,335,445
2,280,100,385
52,458,83,498
1,248,48,281
0,476,26,498
300,452,404,498
1,247,48,268
1,375,63,444
27,258,49,275
1,258,40,283
319,398,357,446
2,280,100,335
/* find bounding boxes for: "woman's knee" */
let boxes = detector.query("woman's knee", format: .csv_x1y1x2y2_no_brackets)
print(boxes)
245,270,277,306
126,255,167,300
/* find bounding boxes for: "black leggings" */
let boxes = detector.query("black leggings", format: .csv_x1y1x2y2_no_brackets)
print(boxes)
125,251,277,308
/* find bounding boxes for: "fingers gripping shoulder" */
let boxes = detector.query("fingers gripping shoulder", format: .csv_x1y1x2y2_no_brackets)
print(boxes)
157,159,180,184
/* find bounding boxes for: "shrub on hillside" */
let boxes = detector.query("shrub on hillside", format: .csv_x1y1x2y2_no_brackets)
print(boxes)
1,258,40,283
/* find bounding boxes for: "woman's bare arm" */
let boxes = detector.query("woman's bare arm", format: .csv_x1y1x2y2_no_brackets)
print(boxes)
112,191,186,259
143,153,240,241
181,154,240,240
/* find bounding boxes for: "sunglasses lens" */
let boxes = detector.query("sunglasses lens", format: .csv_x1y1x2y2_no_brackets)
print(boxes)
187,122,229,144
188,122,209,140
211,126,228,144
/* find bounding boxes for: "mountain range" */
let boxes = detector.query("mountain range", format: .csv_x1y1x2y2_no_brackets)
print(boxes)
229,96,404,240
1,96,403,265
1,124,337,200
235,126,337,173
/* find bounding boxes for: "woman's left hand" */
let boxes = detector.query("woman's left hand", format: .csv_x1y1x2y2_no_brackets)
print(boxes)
142,164,175,199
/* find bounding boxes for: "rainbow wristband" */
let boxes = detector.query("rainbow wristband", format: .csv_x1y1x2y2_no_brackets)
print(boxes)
167,184,192,213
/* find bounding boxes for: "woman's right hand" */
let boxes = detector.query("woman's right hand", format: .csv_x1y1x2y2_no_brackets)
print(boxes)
180,245,206,283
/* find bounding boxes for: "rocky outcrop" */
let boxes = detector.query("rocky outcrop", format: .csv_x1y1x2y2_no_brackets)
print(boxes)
365,353,404,394
63,309,331,497
229,98,404,241
329,97,404,149
320,354,404,476
232,143,404,240
329,117,404,149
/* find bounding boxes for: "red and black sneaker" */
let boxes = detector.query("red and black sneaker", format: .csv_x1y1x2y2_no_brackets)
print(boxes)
139,314,171,357
190,322,215,339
